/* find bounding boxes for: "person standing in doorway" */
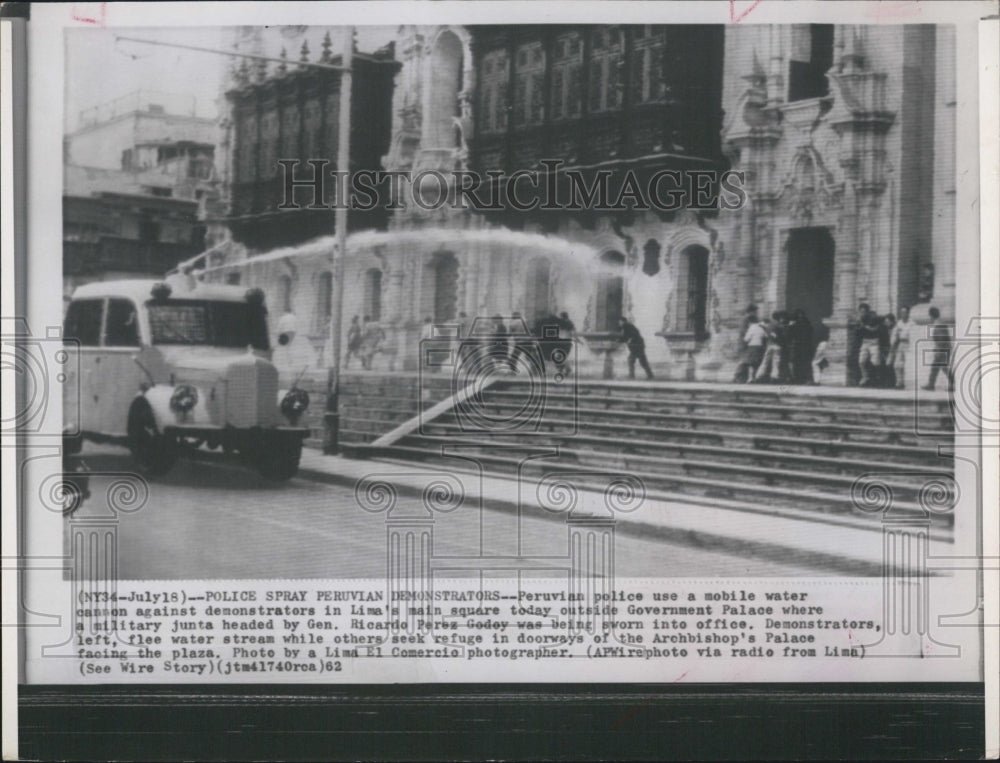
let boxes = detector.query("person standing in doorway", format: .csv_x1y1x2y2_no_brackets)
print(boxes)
360,314,385,370
755,312,789,383
856,303,884,387
811,325,830,385
734,316,768,383
788,308,814,384
344,315,362,370
738,305,759,353
555,311,577,378
890,306,913,389
619,317,653,380
922,307,954,391
879,313,897,387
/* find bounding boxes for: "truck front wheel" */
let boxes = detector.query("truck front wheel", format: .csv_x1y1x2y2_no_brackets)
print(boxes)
127,401,177,476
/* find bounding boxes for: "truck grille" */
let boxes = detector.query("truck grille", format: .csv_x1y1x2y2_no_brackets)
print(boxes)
225,358,278,428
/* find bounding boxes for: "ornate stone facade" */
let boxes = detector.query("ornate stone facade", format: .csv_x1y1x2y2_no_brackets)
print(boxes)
204,24,956,385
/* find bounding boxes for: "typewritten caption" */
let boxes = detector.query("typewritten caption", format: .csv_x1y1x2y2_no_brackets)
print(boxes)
21,578,934,683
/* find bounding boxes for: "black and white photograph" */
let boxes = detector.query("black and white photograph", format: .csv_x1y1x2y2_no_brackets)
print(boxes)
4,1,997,758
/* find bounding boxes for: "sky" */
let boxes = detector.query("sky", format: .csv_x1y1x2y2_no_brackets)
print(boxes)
64,26,397,134
64,27,227,133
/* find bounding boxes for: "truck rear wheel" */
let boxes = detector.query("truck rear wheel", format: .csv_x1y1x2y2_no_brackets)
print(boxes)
127,401,177,476
254,434,302,481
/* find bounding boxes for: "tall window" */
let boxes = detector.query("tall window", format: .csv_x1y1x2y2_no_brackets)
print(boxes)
302,98,322,159
259,108,279,179
63,299,103,347
550,32,583,121
595,250,625,332
363,268,383,322
281,104,300,158
677,245,709,337
513,41,546,127
589,27,624,113
478,49,510,134
324,92,340,164
788,24,834,101
237,112,257,183
631,26,668,105
104,299,140,347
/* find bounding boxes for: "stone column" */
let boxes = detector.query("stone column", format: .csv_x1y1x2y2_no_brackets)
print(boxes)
566,516,616,641
385,510,434,639
825,34,896,385
824,181,860,386
858,482,958,657
719,61,782,369
43,479,147,657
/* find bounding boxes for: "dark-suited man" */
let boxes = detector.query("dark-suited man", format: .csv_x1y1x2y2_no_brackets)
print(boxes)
619,317,654,380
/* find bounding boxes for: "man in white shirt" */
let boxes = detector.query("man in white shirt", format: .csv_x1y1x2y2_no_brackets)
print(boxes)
733,319,768,383
889,306,913,389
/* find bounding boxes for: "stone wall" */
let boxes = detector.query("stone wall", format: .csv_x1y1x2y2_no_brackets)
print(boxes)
316,372,458,449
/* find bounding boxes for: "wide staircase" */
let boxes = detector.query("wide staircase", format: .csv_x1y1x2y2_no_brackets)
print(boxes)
344,377,956,533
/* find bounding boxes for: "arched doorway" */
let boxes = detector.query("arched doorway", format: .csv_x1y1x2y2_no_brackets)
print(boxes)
785,228,834,337
524,257,551,325
595,250,625,332
425,31,464,149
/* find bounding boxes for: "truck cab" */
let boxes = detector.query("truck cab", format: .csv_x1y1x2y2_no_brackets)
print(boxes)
62,275,310,480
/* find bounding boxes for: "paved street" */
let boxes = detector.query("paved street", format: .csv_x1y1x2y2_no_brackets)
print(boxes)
68,444,821,580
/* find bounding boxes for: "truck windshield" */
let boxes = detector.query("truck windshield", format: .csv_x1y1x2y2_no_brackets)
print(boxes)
147,300,269,350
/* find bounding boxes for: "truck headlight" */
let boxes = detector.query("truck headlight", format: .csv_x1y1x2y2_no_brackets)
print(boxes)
280,388,309,424
169,385,199,414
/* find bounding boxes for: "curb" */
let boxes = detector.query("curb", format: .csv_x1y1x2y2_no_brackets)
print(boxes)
293,456,889,577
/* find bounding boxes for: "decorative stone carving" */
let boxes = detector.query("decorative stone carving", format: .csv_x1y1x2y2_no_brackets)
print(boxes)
776,146,843,225
826,28,895,196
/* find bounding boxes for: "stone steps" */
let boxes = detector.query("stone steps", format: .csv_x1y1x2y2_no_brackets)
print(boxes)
484,387,953,430
340,376,955,534
432,401,947,448
374,441,951,529
412,421,947,474
394,432,952,512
